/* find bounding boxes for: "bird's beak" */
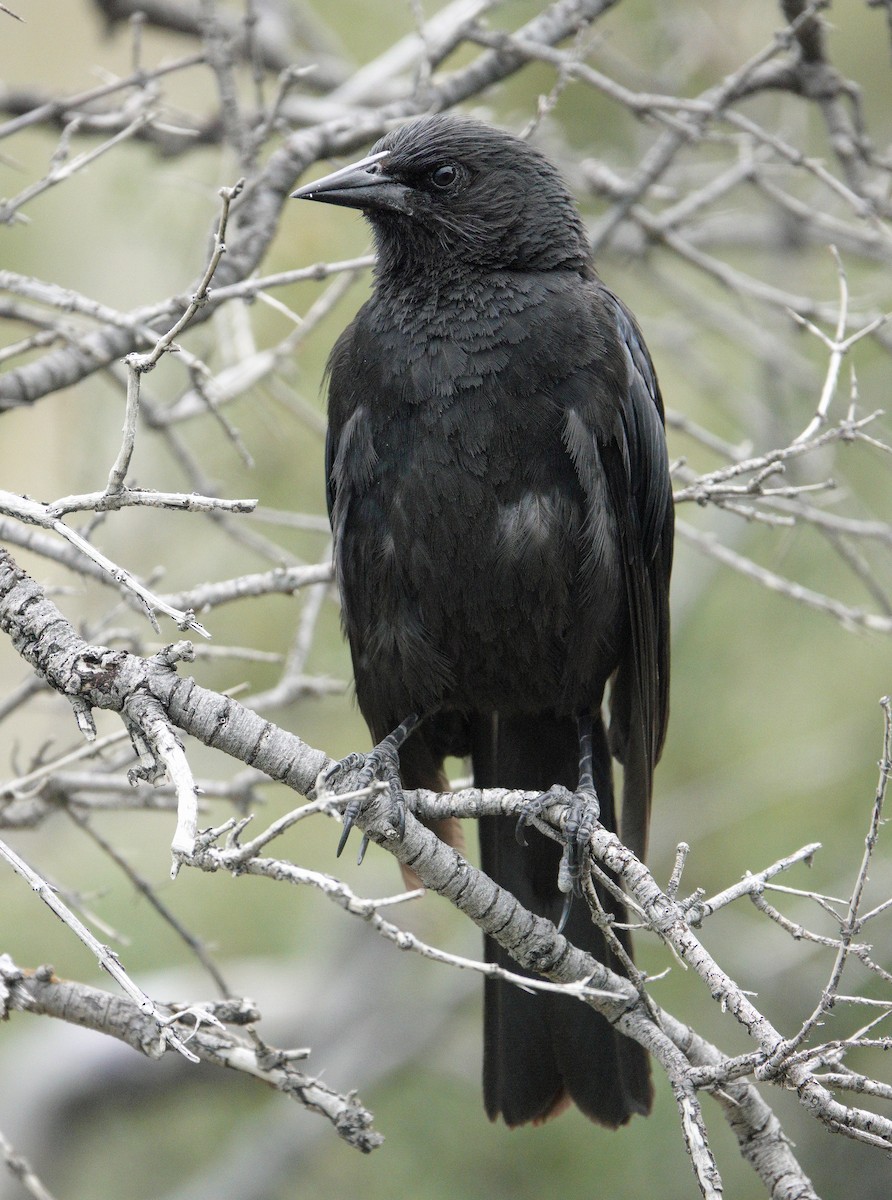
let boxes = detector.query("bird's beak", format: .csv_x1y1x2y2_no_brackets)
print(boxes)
291,149,409,214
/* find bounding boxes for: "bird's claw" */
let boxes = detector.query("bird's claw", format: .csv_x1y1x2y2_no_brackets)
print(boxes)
514,784,573,846
560,787,600,897
335,794,364,859
554,787,600,930
323,744,408,862
514,783,600,929
322,751,365,789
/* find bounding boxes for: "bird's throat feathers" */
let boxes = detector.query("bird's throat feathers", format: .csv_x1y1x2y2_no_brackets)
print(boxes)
368,205,593,287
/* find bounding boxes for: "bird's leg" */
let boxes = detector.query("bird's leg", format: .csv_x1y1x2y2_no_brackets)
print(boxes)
561,711,601,890
514,713,601,932
320,713,423,863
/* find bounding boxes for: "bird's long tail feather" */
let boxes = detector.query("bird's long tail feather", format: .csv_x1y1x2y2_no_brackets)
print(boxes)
472,711,652,1127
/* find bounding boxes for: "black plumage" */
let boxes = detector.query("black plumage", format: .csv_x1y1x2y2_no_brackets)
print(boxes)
292,114,673,1126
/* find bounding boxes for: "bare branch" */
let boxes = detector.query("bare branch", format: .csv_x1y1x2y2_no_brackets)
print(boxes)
0,955,382,1153
0,843,210,1061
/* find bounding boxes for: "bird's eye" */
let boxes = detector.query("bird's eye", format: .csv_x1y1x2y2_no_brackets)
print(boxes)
429,164,459,190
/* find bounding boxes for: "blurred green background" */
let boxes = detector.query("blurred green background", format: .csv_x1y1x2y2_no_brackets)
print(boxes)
1,2,891,1198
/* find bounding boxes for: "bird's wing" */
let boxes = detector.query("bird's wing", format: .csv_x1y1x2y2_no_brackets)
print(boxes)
321,314,378,645
322,313,381,542
323,323,353,525
562,283,673,860
323,421,336,522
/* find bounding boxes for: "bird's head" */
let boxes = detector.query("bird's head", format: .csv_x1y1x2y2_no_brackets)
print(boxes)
292,115,592,279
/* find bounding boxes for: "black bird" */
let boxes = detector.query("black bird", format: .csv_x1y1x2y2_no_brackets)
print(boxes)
292,115,673,1127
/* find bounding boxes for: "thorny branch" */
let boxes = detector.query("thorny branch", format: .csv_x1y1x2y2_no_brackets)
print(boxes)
1,1,891,1197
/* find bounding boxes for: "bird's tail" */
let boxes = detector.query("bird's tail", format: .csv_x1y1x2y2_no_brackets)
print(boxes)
472,711,652,1127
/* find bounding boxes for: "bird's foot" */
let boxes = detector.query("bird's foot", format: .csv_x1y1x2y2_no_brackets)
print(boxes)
514,785,568,847
514,784,600,932
560,786,600,898
318,742,407,865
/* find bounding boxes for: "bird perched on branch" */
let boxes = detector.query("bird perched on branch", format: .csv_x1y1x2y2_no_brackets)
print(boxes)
292,114,673,1127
